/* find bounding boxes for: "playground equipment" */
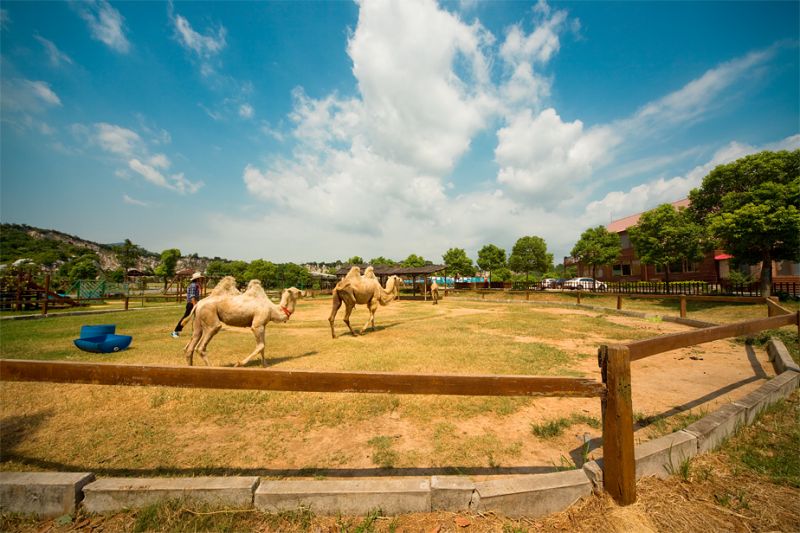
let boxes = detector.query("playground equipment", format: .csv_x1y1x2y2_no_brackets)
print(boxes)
73,324,132,354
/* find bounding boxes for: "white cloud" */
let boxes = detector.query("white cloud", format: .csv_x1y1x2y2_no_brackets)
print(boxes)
238,103,254,119
129,158,171,188
495,108,620,196
172,13,226,58
123,194,149,207
76,0,130,53
35,35,74,66
148,153,170,169
622,47,777,135
94,123,142,157
1,79,62,114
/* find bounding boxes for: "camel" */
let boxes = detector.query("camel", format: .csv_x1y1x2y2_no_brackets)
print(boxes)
182,279,304,367
430,280,440,305
329,266,402,338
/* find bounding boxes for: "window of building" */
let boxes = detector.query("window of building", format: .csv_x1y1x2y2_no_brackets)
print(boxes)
619,233,631,248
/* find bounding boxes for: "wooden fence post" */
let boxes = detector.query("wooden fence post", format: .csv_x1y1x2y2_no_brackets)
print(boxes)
41,274,50,315
124,296,129,311
679,295,687,318
577,291,581,305
617,295,622,310
600,344,636,505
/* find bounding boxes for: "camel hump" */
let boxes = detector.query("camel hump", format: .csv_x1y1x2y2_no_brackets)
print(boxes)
243,279,268,299
210,276,240,297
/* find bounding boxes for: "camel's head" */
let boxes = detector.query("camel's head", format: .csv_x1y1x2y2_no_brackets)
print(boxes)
386,275,402,295
279,287,304,318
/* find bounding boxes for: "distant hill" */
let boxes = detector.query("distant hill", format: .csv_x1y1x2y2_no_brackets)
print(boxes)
0,223,206,273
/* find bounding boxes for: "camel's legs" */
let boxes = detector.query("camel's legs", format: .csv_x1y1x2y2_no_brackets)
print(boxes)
359,299,379,334
329,292,343,338
432,290,438,305
236,324,266,367
342,303,359,336
196,323,223,366
183,317,204,366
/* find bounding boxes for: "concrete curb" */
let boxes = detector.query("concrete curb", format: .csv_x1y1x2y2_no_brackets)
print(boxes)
0,472,94,518
254,477,431,515
683,402,746,454
82,476,259,513
767,337,800,373
473,470,592,518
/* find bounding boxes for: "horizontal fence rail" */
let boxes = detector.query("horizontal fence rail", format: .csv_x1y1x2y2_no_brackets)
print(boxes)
0,360,606,398
626,312,799,362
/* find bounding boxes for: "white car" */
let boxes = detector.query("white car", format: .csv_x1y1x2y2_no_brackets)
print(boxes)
563,277,607,290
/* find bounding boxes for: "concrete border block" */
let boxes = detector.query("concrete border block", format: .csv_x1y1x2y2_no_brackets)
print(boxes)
0,472,95,518
254,477,430,516
473,470,592,518
82,476,258,513
683,402,746,454
634,430,697,479
767,338,800,374
733,374,796,425
430,476,475,511
581,460,603,490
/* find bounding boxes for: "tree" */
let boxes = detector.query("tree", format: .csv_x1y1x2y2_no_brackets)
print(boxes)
689,149,800,296
346,256,364,265
369,256,397,266
508,236,553,285
114,238,141,281
243,260,278,288
477,244,506,284
571,226,622,288
628,204,704,286
67,255,99,281
402,254,427,267
154,248,181,290
277,263,312,289
442,248,474,279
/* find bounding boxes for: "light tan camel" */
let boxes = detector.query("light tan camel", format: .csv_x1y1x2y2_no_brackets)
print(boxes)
183,280,303,367
430,280,440,305
329,266,402,338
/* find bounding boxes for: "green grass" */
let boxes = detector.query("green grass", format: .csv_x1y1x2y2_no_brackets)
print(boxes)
724,396,800,487
531,412,601,438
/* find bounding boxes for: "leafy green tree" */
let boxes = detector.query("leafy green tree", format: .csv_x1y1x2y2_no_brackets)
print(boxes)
276,263,312,289
346,256,364,265
628,204,704,286
508,235,553,285
154,248,181,290
493,267,513,282
571,226,621,288
477,244,506,284
689,149,800,296
442,247,475,279
107,268,125,283
243,260,277,287
402,254,427,267
369,256,397,266
114,238,141,280
204,259,228,280
67,256,100,281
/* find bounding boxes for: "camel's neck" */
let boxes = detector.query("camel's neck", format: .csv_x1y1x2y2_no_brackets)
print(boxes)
378,277,400,305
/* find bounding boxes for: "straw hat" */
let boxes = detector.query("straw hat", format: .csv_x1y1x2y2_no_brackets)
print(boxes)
191,272,203,281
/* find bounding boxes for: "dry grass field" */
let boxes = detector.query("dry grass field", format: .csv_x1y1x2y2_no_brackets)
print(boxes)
0,293,789,478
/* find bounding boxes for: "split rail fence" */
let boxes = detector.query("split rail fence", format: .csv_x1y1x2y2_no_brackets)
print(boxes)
0,301,797,507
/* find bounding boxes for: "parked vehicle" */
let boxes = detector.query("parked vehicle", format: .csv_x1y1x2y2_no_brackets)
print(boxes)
541,278,557,289
563,277,607,290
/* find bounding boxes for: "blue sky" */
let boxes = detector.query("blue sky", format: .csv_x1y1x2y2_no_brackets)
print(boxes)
1,0,798,265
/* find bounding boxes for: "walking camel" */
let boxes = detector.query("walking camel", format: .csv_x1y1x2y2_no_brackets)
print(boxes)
329,266,402,338
182,278,303,367
430,280,440,305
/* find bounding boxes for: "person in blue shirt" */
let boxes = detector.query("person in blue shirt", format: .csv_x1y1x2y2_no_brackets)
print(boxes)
171,272,203,338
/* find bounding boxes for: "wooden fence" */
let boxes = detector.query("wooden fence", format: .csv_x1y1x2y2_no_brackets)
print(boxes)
0,300,797,507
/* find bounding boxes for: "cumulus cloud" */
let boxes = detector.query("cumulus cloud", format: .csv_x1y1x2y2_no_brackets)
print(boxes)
35,35,74,67
75,0,130,53
495,108,620,196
